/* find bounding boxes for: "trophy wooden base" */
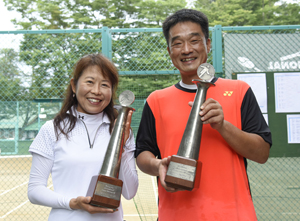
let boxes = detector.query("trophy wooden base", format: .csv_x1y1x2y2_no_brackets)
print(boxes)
165,155,202,191
86,175,123,209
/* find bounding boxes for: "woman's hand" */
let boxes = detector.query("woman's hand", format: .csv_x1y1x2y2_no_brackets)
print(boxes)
124,109,133,143
69,196,116,214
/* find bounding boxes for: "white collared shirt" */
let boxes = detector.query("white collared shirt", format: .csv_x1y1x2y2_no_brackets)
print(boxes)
28,109,138,221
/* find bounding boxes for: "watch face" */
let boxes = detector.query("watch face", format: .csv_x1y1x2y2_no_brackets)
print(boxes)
197,63,215,81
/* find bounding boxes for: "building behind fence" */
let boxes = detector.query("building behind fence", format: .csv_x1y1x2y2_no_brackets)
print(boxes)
0,25,299,220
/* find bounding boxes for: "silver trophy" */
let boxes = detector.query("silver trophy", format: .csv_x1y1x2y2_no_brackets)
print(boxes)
87,90,135,209
165,63,215,191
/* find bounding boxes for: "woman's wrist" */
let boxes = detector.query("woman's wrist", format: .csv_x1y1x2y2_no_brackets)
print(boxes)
69,198,79,210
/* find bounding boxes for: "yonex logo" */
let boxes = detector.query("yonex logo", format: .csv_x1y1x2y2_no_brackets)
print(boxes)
78,115,84,119
223,91,233,96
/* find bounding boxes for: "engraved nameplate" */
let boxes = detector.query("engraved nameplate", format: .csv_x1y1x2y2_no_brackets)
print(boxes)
94,181,122,201
166,161,196,182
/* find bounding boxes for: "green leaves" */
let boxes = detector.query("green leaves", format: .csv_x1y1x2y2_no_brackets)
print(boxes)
118,74,181,99
193,0,300,26
3,0,300,101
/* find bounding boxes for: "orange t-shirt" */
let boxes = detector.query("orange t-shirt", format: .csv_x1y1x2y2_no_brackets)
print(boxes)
147,78,257,221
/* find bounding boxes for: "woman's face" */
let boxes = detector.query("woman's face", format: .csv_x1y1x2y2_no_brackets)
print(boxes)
71,65,112,115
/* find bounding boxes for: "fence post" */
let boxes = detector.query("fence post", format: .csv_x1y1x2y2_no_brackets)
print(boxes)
212,25,223,76
38,102,41,130
102,27,112,60
15,101,19,154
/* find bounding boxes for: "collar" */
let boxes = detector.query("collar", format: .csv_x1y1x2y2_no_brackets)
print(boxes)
177,77,218,92
179,80,198,90
73,108,110,125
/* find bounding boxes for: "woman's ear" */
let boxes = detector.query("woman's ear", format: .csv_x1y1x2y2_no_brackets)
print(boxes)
70,78,76,94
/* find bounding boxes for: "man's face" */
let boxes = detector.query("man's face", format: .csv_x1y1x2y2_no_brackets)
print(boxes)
167,21,211,84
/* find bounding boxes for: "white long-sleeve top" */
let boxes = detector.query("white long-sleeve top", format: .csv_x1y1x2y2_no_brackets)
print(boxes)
28,110,138,221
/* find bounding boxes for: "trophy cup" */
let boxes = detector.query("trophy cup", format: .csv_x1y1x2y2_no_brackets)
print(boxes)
164,63,215,191
86,90,135,209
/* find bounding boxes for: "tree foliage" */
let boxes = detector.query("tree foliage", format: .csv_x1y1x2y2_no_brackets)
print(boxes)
0,48,25,101
5,0,187,29
273,2,300,25
4,0,187,101
2,0,299,139
0,49,37,137
3,0,300,102
192,0,300,26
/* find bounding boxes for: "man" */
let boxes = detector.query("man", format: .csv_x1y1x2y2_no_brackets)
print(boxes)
135,9,272,220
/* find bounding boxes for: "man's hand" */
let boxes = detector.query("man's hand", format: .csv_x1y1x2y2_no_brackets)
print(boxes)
189,98,270,164
189,98,224,131
158,156,184,193
136,152,184,192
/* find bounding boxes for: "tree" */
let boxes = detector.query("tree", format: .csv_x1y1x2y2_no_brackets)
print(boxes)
135,0,187,27
3,0,299,140
4,0,299,101
4,0,187,101
273,2,300,25
0,48,24,101
0,48,37,139
5,0,141,29
19,32,103,99
192,0,300,26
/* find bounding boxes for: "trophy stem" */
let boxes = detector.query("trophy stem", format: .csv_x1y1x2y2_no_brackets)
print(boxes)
177,80,214,160
165,79,214,191
87,90,135,209
100,106,134,178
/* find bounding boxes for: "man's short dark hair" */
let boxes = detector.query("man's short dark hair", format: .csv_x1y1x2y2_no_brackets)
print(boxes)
162,9,209,47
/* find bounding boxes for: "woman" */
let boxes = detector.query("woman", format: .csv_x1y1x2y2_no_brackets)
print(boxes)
27,54,138,220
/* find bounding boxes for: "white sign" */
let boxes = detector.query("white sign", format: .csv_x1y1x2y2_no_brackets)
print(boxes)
274,72,300,113
237,73,268,113
287,115,300,144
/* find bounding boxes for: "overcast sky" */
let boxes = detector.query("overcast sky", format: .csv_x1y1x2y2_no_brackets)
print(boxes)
0,1,20,31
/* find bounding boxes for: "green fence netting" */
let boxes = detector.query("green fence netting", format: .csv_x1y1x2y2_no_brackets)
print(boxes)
0,25,299,220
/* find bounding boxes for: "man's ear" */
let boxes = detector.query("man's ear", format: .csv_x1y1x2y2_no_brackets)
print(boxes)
206,38,211,53
167,46,170,55
70,78,76,93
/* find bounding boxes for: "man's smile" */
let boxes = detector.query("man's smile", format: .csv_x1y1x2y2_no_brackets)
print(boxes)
181,57,196,62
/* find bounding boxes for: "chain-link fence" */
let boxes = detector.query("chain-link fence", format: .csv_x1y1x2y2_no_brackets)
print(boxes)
0,25,299,220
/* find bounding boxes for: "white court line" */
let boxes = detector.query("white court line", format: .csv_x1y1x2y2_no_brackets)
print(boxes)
0,155,31,159
257,212,300,215
282,212,300,215
124,214,158,217
0,200,29,219
0,181,28,196
151,176,158,206
0,184,53,219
